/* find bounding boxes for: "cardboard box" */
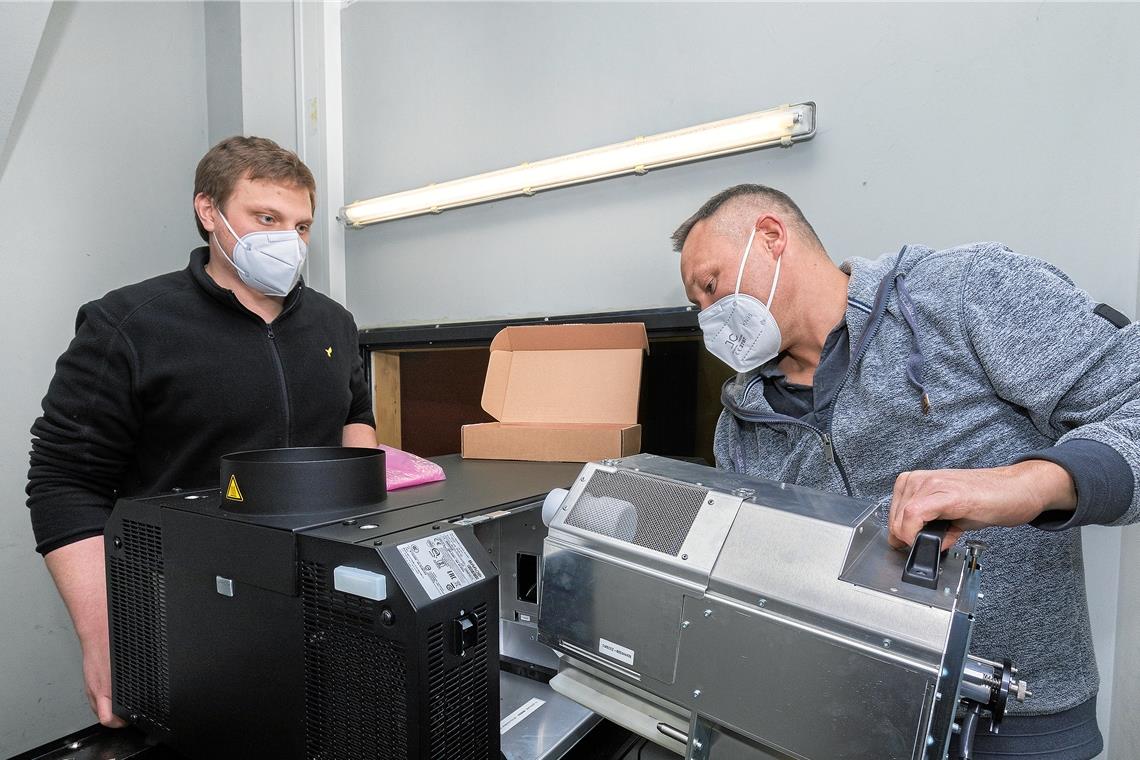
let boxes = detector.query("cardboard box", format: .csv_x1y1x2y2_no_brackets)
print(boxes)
461,322,649,462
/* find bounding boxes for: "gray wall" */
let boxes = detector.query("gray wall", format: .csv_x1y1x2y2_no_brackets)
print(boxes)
341,2,1140,327
0,1,51,166
1111,524,1140,756
340,3,1140,755
0,2,208,754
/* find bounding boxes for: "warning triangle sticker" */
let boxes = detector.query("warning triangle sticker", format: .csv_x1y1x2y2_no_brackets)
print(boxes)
225,474,244,502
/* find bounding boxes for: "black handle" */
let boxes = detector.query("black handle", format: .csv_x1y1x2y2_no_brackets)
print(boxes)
901,519,951,590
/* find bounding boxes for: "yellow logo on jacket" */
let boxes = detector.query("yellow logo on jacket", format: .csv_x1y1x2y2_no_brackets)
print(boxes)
325,346,333,358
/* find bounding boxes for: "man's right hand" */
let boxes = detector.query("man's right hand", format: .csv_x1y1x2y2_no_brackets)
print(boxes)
44,535,127,727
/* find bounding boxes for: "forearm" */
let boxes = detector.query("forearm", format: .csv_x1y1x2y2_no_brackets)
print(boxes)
342,423,377,448
44,535,110,651
1019,439,1133,529
1006,459,1077,518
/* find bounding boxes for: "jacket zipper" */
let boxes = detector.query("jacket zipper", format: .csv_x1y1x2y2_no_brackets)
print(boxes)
724,396,853,495
266,324,291,446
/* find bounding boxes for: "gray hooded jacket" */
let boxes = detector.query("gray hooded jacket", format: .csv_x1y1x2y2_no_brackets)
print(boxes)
714,242,1140,720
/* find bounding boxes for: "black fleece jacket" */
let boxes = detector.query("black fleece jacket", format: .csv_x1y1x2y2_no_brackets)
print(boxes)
27,247,375,554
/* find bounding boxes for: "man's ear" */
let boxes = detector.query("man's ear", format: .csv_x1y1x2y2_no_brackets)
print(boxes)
754,214,787,259
194,192,218,235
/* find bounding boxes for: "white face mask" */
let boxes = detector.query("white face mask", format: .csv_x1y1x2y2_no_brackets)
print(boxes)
214,208,308,297
698,226,783,373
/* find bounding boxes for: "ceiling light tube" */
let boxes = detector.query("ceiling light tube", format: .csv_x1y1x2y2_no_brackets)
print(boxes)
340,101,816,228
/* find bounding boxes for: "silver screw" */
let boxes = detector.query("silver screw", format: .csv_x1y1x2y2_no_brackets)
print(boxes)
882,638,892,648
757,598,766,607
692,689,702,698
693,739,704,751
703,609,712,617
681,620,690,629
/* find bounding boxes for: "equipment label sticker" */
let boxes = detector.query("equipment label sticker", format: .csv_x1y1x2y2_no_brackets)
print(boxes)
225,474,243,502
599,637,635,666
500,697,545,735
397,531,485,600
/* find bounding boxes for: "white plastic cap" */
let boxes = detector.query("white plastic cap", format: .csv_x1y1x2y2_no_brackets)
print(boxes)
542,488,570,526
333,566,387,601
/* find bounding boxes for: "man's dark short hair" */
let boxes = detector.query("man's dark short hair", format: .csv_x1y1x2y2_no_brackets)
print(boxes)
671,184,822,252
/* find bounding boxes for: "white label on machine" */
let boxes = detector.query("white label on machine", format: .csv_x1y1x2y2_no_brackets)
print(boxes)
500,697,545,735
599,637,636,666
397,531,485,600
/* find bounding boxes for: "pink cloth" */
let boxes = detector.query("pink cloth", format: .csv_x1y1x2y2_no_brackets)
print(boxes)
377,444,446,490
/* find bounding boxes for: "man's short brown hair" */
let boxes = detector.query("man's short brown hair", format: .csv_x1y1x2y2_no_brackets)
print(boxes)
193,136,317,241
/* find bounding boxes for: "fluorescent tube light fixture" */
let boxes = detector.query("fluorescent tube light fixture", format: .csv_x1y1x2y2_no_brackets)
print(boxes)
340,102,816,228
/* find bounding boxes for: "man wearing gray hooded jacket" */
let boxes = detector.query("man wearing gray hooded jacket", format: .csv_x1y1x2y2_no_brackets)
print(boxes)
674,184,1139,760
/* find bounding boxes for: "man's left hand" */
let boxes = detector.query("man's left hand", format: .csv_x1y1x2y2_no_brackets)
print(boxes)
888,460,1077,550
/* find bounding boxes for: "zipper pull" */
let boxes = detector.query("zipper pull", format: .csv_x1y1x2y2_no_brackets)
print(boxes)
821,433,835,464
266,325,275,339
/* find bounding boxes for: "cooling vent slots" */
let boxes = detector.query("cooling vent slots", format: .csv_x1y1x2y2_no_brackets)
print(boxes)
567,469,706,555
108,519,171,729
427,603,490,759
300,561,408,760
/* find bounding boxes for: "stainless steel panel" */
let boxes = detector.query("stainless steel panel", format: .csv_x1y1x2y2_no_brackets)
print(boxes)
839,523,968,612
610,454,873,528
501,618,560,671
688,714,795,760
540,542,686,684
500,670,602,760
674,595,934,760
470,501,549,624
709,502,951,653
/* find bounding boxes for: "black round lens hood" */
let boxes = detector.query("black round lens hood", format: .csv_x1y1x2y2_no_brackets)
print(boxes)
218,447,386,515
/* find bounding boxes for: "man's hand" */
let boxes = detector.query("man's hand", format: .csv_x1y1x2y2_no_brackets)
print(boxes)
81,628,125,727
44,536,127,728
888,460,1077,550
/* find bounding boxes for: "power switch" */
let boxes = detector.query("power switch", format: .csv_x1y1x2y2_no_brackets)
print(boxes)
452,612,478,656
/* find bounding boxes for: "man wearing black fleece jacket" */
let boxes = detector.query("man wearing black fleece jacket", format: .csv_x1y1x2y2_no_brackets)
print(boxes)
26,136,377,728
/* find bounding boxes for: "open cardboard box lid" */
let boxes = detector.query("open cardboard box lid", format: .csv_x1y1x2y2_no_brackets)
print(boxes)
461,322,649,462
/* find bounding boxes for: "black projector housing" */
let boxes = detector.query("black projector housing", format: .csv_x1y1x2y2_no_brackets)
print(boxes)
105,447,513,760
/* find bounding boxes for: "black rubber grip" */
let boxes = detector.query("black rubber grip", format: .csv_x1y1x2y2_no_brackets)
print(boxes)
901,519,950,590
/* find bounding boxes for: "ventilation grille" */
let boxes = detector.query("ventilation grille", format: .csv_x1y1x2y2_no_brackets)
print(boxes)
567,469,706,555
108,518,171,729
300,561,408,760
427,603,490,759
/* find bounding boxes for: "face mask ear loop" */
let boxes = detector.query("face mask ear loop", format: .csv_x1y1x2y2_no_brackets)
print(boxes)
734,227,758,296
766,254,782,310
211,206,252,280
215,207,246,255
